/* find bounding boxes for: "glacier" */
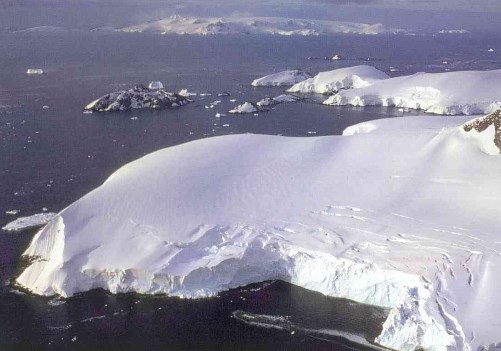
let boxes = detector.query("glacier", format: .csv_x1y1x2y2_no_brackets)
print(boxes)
16,112,501,350
323,69,501,115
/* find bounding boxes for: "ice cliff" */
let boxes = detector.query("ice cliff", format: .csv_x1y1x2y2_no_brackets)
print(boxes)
17,114,501,350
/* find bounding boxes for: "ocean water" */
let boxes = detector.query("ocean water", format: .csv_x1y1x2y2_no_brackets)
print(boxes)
1,31,500,350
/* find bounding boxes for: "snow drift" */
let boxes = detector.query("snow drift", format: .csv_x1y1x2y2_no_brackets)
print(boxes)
323,69,501,115
287,65,389,95
17,113,501,350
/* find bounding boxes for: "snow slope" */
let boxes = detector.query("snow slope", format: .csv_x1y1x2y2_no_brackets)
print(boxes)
17,114,501,350
251,70,312,87
287,65,389,95
324,69,501,115
120,15,404,36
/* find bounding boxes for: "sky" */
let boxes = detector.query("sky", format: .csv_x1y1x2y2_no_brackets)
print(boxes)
1,0,500,33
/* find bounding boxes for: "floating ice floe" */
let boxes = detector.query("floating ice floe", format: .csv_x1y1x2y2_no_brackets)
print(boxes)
230,94,300,113
287,65,389,95
256,94,301,107
84,85,191,112
323,68,501,115
26,69,44,75
16,111,501,350
3,212,57,232
437,29,470,34
5,210,20,215
251,70,312,87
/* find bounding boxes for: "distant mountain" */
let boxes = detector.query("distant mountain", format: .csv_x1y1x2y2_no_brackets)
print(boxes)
119,15,408,36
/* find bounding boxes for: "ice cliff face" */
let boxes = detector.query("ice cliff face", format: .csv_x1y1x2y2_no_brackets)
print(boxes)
323,69,501,115
84,85,191,112
16,114,501,350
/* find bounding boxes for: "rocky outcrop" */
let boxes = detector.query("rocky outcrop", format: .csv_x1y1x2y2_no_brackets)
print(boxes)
463,110,501,152
84,85,191,112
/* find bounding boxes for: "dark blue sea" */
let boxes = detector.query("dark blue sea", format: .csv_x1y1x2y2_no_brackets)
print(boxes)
1,30,500,350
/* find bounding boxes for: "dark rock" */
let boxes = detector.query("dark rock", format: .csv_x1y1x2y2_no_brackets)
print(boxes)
84,85,192,112
463,109,501,153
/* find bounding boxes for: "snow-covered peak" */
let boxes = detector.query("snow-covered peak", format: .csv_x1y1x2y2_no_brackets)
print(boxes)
251,70,312,87
120,16,405,36
287,65,389,95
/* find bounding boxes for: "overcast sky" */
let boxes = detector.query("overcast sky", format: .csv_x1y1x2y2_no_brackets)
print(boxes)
1,0,500,32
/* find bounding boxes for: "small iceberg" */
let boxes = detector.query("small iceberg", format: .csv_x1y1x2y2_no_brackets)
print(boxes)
256,94,301,107
179,89,197,97
229,102,259,114
148,81,164,90
26,69,44,75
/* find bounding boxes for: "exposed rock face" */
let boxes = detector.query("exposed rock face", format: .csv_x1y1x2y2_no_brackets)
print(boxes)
84,85,191,112
463,109,501,152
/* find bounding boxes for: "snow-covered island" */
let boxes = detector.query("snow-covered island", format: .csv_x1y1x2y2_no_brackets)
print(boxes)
120,15,406,36
323,68,501,115
251,70,312,87
287,65,389,94
84,85,192,112
16,108,501,350
3,213,57,232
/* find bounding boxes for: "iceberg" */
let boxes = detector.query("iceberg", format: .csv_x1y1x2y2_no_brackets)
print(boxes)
256,94,301,107
84,85,191,112
26,69,44,75
323,68,501,115
287,65,389,95
16,111,501,350
228,101,259,114
148,81,164,90
251,70,312,87
3,213,57,232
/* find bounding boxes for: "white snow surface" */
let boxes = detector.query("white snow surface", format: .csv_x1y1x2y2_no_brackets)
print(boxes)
324,69,501,115
3,213,57,232
17,115,501,350
120,15,403,36
287,65,390,95
251,70,312,87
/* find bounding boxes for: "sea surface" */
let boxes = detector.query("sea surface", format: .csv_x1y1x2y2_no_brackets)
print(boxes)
1,31,500,350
